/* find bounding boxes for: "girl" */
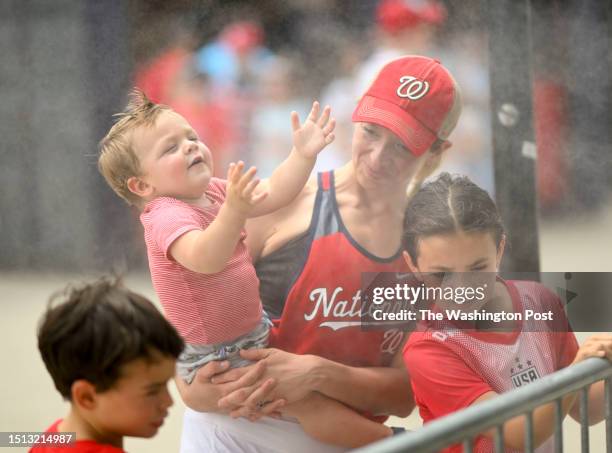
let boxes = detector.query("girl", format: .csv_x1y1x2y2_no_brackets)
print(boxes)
402,172,612,452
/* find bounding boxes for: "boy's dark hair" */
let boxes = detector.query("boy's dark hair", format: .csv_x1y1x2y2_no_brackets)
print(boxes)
37,276,184,399
403,172,505,262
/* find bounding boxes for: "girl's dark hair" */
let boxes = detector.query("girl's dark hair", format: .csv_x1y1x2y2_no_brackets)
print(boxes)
403,173,505,262
37,276,184,399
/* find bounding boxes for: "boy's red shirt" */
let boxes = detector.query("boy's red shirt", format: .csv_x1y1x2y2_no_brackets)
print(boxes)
28,420,126,453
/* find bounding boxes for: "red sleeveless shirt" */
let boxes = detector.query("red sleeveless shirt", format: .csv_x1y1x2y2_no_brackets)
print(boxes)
255,171,409,367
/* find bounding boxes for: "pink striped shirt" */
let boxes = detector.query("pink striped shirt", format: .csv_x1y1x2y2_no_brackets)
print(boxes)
140,178,262,344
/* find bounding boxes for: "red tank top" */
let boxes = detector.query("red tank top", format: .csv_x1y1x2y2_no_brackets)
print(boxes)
256,171,408,367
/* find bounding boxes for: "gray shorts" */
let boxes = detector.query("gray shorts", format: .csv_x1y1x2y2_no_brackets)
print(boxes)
177,314,272,384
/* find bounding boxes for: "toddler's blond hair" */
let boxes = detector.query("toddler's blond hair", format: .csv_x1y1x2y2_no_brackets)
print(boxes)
98,89,171,205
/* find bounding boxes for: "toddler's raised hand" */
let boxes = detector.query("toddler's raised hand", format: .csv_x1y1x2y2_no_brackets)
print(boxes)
291,101,336,159
225,162,268,216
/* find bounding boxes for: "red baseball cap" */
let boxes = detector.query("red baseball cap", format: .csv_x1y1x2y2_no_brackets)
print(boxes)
352,55,461,156
377,0,447,34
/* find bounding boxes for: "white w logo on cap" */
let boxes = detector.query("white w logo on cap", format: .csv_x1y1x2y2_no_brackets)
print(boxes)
397,76,430,100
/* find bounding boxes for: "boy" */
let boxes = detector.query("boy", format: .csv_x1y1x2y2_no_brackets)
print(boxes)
31,277,184,452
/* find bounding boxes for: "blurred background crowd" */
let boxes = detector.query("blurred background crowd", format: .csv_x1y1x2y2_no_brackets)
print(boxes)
130,0,493,187
1,0,611,272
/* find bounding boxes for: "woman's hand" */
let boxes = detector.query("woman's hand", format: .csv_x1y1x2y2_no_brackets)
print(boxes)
174,359,285,418
214,348,318,413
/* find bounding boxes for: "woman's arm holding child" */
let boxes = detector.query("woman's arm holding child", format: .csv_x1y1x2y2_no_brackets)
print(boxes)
174,359,286,415
215,346,414,418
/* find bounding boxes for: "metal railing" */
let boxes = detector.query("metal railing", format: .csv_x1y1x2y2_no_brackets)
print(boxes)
354,358,612,453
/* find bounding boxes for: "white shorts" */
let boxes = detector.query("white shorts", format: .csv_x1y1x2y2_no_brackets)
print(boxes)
180,408,347,453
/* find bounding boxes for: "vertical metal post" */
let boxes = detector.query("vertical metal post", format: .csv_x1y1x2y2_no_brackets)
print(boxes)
605,377,611,453
494,425,504,453
580,387,590,452
565,0,612,209
83,0,137,270
0,0,38,269
525,411,535,452
463,437,474,453
486,0,540,274
554,398,564,453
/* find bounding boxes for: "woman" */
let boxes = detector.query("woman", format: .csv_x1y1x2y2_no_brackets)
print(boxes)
177,55,463,452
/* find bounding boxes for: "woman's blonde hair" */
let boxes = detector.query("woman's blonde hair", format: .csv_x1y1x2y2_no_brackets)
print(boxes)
406,73,462,200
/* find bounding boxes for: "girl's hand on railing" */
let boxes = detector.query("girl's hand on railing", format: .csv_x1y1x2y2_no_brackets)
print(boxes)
572,333,612,364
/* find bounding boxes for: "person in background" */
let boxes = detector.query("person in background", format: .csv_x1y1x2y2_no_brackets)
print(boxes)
250,55,311,177
354,0,446,95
